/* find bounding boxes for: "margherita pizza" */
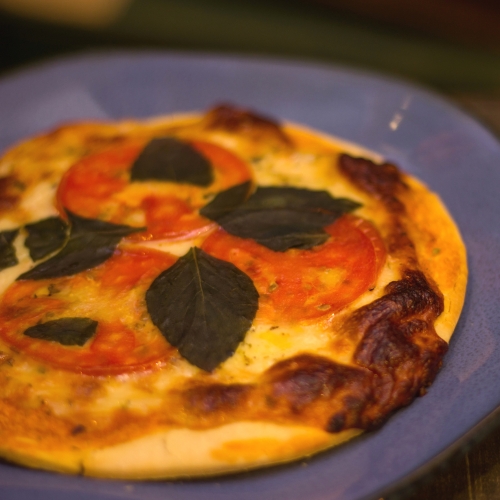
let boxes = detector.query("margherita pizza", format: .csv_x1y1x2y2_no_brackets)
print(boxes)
0,104,467,478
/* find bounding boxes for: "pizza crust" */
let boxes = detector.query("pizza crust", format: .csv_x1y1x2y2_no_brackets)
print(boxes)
0,421,355,478
401,176,467,342
83,423,359,479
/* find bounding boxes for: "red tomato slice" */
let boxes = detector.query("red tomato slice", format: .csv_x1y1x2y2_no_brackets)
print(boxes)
0,248,177,374
56,139,252,241
201,215,386,323
56,142,140,221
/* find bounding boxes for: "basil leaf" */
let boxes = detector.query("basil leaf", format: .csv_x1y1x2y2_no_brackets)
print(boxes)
25,217,68,261
0,229,19,271
130,137,214,186
146,247,259,372
24,317,97,346
201,184,361,251
199,180,252,220
18,211,143,280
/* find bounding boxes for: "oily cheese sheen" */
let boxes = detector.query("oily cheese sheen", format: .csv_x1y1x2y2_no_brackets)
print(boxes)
0,104,467,478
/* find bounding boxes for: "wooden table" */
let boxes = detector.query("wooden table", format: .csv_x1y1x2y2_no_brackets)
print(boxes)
392,417,500,499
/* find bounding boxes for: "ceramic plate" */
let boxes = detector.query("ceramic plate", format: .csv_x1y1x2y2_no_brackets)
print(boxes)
0,51,499,500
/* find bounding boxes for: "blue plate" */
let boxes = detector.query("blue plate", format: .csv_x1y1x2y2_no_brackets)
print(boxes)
0,51,499,500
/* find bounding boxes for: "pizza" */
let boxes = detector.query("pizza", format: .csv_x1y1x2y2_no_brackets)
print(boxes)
0,104,467,478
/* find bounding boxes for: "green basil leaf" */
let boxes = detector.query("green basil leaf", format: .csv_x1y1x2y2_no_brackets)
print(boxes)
146,247,259,372
0,229,19,271
130,137,214,186
24,317,97,346
18,211,143,280
24,217,68,261
199,180,252,220
201,184,361,251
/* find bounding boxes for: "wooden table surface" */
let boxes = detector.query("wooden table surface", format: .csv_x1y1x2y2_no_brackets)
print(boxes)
388,419,500,499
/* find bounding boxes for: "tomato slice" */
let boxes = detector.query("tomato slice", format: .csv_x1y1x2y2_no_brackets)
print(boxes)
56,142,140,222
0,248,177,374
201,215,386,323
56,139,253,241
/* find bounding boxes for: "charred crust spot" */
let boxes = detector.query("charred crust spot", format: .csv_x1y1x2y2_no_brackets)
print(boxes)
338,154,407,212
385,219,417,259
350,270,443,333
264,354,371,419
205,103,281,132
356,319,421,371
84,134,127,148
267,355,338,411
183,383,250,415
326,412,345,433
325,395,369,432
0,351,13,365
339,155,419,259
351,269,448,421
70,424,86,436
204,104,292,146
384,269,444,318
71,379,105,399
353,269,445,370
0,176,22,211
